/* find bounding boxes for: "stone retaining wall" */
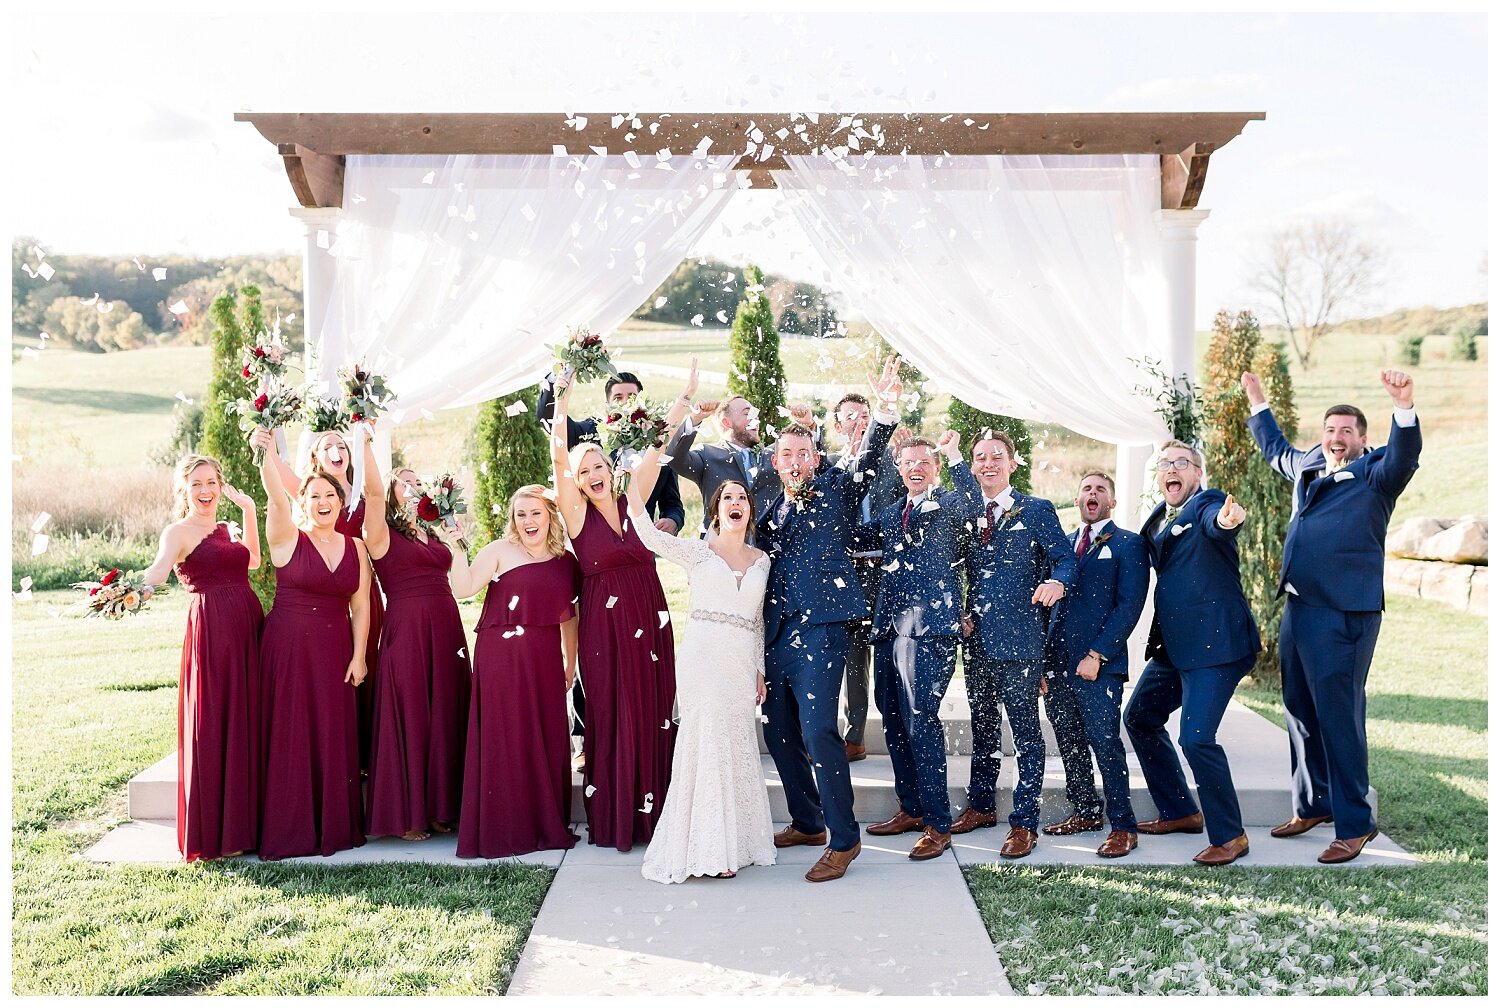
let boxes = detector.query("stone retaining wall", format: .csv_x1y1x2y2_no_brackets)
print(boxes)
1385,557,1488,616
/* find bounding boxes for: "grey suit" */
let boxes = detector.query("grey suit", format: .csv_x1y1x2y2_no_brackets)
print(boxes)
664,421,784,529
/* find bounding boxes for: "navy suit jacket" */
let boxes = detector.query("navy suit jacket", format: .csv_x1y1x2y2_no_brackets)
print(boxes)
1141,489,1261,670
962,490,1079,663
1249,409,1421,613
1044,520,1150,678
849,446,905,554
757,418,895,644
870,463,986,640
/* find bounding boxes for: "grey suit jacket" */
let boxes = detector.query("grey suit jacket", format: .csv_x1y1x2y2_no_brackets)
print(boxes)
664,421,785,516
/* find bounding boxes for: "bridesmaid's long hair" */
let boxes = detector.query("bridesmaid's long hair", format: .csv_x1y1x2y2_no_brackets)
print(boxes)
504,485,568,558
384,469,423,542
706,479,757,535
171,455,224,521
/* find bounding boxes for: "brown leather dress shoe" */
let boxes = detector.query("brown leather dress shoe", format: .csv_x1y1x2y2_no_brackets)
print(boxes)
865,810,923,836
1193,833,1250,865
1096,830,1138,858
844,741,867,762
909,826,951,861
999,826,1037,858
805,842,861,882
949,807,999,835
1270,814,1333,838
1318,828,1379,864
1042,814,1105,836
773,825,828,849
1136,812,1206,835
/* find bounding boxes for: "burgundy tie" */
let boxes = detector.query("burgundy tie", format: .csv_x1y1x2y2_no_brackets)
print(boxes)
1077,523,1092,558
902,498,914,531
981,500,998,544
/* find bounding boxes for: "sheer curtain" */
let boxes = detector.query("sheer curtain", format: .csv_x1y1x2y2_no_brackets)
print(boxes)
776,154,1170,445
314,153,741,421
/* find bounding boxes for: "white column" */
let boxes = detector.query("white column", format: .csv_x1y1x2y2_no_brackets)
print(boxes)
1112,442,1154,534
288,206,342,391
1155,208,1211,393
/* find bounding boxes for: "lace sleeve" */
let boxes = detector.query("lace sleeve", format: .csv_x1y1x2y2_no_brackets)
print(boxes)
629,508,709,570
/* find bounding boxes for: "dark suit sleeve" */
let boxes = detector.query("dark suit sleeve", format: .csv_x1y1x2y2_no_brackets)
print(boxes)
943,462,986,522
1036,500,1078,588
535,373,588,448
1370,415,1422,499
1198,489,1244,542
1088,534,1149,661
853,418,895,488
650,468,687,532
664,421,707,485
1248,408,1310,483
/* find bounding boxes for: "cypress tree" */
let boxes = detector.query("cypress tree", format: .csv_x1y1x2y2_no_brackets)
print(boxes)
470,385,553,545
727,264,787,441
198,284,276,605
945,397,1033,495
1201,309,1298,684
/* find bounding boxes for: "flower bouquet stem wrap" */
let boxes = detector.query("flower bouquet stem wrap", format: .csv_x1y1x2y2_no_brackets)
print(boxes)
598,395,670,497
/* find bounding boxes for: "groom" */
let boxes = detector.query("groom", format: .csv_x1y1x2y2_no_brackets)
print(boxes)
758,356,904,883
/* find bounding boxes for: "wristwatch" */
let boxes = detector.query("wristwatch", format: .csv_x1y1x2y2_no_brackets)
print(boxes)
1087,650,1106,663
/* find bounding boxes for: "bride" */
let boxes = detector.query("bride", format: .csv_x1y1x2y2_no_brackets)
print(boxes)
624,359,777,883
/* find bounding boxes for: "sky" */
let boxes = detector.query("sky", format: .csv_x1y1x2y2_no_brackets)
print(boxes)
6,9,1489,326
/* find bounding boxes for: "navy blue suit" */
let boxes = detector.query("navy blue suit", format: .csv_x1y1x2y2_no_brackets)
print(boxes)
960,490,1078,829
842,446,904,746
756,417,895,851
1124,489,1261,846
870,463,985,833
1250,408,1421,838
1042,520,1149,832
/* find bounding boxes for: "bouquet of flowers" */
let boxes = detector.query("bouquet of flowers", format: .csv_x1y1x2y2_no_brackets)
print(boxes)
72,568,160,620
300,393,344,434
599,395,670,496
241,328,296,388
414,473,469,549
337,363,396,425
227,385,304,464
553,325,619,385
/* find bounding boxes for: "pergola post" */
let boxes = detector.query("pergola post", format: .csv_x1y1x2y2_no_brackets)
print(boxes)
1156,208,1211,395
288,206,341,387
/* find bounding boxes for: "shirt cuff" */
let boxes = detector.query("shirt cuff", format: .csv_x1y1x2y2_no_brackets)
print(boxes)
1250,401,1271,416
948,458,966,468
1393,405,1418,428
872,406,899,425
678,418,698,435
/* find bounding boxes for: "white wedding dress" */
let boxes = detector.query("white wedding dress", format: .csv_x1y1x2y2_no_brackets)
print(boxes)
632,510,777,883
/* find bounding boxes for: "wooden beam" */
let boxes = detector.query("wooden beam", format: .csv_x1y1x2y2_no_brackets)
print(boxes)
1160,142,1213,210
278,143,345,208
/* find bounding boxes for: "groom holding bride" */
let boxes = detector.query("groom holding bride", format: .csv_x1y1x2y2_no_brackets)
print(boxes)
757,356,906,883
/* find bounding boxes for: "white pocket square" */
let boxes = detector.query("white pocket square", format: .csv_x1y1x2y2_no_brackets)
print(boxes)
1285,582,1300,595
1009,522,1027,531
1098,545,1113,559
1170,522,1192,536
918,499,941,514
1333,470,1355,482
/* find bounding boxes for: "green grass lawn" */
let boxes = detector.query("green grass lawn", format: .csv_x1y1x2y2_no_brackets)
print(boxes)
963,594,1488,995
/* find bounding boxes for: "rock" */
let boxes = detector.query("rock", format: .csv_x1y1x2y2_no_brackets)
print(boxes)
1387,517,1452,559
1420,562,1474,610
1384,558,1427,598
1425,519,1488,565
1467,568,1488,616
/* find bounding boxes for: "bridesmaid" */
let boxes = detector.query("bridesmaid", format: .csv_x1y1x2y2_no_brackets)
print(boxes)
447,485,581,859
269,427,383,772
140,455,264,862
360,435,471,842
252,427,371,860
551,367,677,852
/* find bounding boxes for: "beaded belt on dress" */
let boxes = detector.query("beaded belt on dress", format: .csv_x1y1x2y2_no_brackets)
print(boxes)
689,609,762,633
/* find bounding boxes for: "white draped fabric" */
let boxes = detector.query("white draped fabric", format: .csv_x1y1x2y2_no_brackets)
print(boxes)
776,154,1171,445
314,153,740,420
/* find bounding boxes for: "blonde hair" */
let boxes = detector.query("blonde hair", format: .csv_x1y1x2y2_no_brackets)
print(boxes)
171,455,224,520
505,484,568,557
566,442,614,495
1157,439,1204,467
305,430,350,477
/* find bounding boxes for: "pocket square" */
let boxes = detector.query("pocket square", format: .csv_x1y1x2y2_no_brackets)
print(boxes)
1098,545,1113,559
1333,470,1355,482
918,499,941,514
1170,522,1192,536
1285,582,1300,595
1009,522,1027,531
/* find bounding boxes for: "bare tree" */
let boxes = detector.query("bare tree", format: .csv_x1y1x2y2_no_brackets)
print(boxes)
1248,217,1386,368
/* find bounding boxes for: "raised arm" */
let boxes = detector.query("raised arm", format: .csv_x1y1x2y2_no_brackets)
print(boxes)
253,427,299,566
360,433,391,560
1202,490,1248,541
1242,372,1310,482
632,357,700,507
442,530,502,600
549,367,589,539
628,502,707,570
1370,369,1422,499
265,426,302,498
222,483,262,571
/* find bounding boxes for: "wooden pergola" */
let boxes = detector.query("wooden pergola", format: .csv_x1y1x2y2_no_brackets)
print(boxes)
237,111,1262,211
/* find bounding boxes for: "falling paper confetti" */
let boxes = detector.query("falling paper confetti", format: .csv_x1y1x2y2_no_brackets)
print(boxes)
30,512,50,533
152,267,167,282
505,400,528,417
31,534,49,556
169,300,189,315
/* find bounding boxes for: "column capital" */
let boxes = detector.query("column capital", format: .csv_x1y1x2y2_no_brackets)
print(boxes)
1155,207,1211,238
288,206,341,232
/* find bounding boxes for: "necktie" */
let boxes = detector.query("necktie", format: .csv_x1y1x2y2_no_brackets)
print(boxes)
740,447,753,476
981,499,998,544
902,498,914,531
776,497,791,525
1077,523,1092,558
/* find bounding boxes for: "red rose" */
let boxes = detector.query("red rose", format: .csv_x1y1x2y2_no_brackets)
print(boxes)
253,393,270,412
581,334,601,348
416,496,441,522
350,412,364,423
630,408,647,422
88,587,100,596
100,569,120,587
607,413,620,424
241,364,252,378
252,346,266,358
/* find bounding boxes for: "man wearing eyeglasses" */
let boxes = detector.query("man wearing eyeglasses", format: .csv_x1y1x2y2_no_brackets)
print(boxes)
1243,369,1421,864
1123,441,1261,866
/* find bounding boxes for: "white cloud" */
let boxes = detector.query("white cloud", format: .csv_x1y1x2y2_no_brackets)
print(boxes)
1104,73,1265,107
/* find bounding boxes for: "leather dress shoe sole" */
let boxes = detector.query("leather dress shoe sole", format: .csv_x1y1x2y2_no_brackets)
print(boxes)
1042,816,1105,836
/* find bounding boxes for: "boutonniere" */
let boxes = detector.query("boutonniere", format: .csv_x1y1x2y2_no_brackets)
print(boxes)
1087,530,1114,554
786,481,823,512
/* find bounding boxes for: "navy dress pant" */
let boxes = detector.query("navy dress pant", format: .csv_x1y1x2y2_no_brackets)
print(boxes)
1043,671,1138,832
874,634,957,832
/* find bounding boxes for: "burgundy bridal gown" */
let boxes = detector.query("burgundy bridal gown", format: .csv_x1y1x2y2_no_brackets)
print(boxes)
175,523,265,862
366,532,471,838
337,498,383,773
575,497,677,851
258,531,366,860
456,553,581,858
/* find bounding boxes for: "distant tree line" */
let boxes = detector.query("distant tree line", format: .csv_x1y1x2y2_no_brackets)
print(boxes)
633,256,840,336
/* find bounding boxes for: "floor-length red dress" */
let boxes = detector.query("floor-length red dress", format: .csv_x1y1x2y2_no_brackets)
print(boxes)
258,531,366,860
456,554,582,858
574,498,677,851
337,498,383,773
175,523,265,861
366,531,471,837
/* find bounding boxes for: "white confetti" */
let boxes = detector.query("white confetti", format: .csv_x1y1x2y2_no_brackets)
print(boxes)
31,534,49,556
169,300,189,315
30,512,50,533
690,313,704,327
36,262,55,281
658,611,669,628
175,391,193,404
151,267,167,281
585,784,597,797
505,400,528,417
634,629,643,638
606,596,618,608
421,171,436,184
509,595,520,610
